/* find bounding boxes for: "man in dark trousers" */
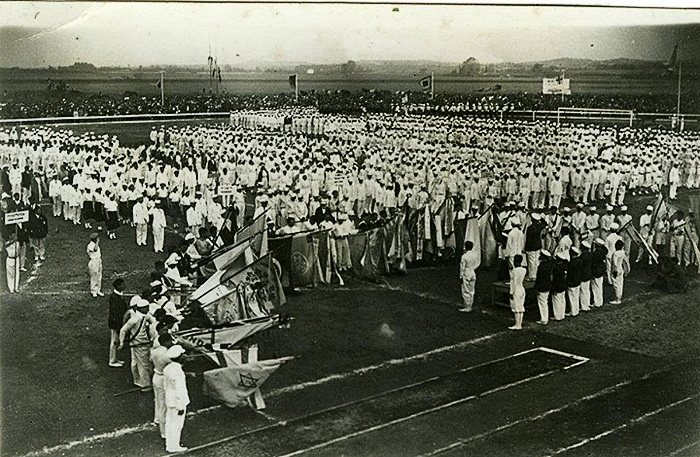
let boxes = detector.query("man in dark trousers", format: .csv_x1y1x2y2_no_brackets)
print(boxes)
579,240,593,312
534,250,553,325
108,278,127,367
27,203,48,263
20,165,32,205
591,238,608,308
551,252,568,321
566,246,582,317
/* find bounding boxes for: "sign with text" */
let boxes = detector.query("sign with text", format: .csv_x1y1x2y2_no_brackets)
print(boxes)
4,210,29,225
542,78,571,95
219,185,236,196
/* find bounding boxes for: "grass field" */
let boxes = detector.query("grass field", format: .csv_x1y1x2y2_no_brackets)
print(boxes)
1,121,699,457
2,71,697,96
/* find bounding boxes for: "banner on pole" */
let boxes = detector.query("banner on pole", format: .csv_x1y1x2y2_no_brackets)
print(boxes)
4,211,29,225
542,78,571,95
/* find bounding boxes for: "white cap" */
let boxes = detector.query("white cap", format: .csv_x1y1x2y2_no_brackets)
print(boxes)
611,223,620,231
646,205,654,211
184,233,195,241
595,238,605,245
606,205,613,211
581,240,591,249
621,206,628,211
571,246,581,255
540,249,551,257
532,213,541,221
167,345,186,359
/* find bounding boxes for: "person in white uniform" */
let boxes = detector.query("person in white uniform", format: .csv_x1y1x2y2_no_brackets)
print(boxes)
509,254,527,330
163,345,190,453
86,232,103,297
459,241,481,312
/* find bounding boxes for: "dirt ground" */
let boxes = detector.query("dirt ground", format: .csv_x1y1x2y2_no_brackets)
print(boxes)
1,122,699,457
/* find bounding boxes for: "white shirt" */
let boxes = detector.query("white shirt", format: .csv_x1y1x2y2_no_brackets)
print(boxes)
164,362,190,410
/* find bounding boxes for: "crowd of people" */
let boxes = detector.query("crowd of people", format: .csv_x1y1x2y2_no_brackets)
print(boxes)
2,89,699,119
1,106,699,451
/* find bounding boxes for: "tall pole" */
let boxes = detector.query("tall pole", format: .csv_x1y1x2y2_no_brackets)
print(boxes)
676,59,682,128
160,71,164,107
431,72,434,100
561,70,565,103
295,74,299,103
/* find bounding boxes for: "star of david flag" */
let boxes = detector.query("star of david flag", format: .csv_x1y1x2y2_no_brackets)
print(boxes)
202,356,293,408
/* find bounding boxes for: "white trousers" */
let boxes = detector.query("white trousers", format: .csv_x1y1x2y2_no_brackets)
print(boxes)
153,373,166,437
612,274,624,302
6,257,18,292
579,280,591,311
153,227,165,252
136,223,148,246
109,329,120,364
88,258,102,294
165,407,186,451
567,285,580,316
526,251,539,280
552,292,566,320
537,291,549,323
461,277,476,311
591,277,604,307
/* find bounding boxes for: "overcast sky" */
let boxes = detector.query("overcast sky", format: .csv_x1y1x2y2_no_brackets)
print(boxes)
1,2,699,68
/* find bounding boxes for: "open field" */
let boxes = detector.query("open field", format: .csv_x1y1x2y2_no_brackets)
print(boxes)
2,72,697,96
1,120,700,457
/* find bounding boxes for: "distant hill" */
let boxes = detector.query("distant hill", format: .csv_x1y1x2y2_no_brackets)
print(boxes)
1,56,698,79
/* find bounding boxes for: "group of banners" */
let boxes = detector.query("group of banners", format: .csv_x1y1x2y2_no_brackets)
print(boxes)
175,190,700,408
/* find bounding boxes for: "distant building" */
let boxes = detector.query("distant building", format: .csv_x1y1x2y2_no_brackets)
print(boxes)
306,69,315,75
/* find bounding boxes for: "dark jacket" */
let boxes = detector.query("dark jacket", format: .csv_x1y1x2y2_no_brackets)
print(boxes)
592,246,608,279
21,170,32,189
27,211,48,239
551,259,568,293
567,255,582,288
108,292,128,331
579,250,593,282
534,258,553,293
0,169,10,194
524,220,545,252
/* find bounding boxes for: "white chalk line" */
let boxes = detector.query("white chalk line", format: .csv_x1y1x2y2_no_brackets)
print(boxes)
543,393,700,457
254,409,287,426
418,362,698,457
276,349,587,457
162,335,531,457
181,346,579,457
16,331,508,457
373,281,460,307
669,438,700,456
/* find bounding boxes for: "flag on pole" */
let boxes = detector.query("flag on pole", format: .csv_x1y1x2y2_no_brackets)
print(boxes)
214,208,237,248
620,220,659,264
203,356,293,408
192,254,286,324
176,316,280,349
666,43,679,72
419,75,432,92
650,193,678,229
289,74,298,91
155,80,162,89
